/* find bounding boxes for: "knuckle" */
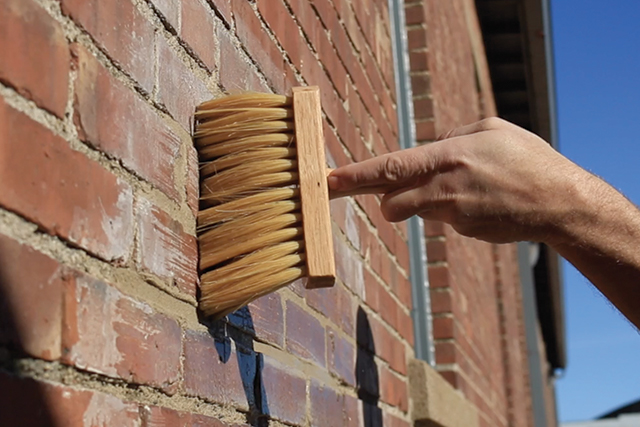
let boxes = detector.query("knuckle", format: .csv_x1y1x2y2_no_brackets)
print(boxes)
480,117,504,130
381,155,405,182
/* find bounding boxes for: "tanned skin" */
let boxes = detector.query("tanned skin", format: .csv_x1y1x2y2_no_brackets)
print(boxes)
328,117,640,330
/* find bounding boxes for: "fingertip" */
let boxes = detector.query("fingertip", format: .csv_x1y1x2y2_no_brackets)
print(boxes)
327,175,342,191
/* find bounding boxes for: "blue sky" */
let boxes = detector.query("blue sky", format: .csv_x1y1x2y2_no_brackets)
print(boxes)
551,0,640,422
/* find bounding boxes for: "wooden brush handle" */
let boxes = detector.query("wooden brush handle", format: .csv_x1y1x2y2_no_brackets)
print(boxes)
293,87,336,289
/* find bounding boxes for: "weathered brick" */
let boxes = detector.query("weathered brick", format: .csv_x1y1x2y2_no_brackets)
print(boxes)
0,235,65,360
414,97,434,120
261,356,307,425
73,44,181,201
404,3,425,26
150,0,180,31
415,119,436,141
433,315,455,340
426,239,447,262
140,405,245,427
327,328,356,387
285,300,326,366
0,99,134,262
411,73,431,96
428,265,451,289
0,0,69,118
431,288,453,313
62,275,182,393
61,0,155,92
256,0,301,69
217,25,269,93
181,0,217,71
0,372,140,426
157,38,212,132
136,197,198,297
233,0,286,93
384,412,411,427
379,365,408,412
248,292,285,347
187,145,200,217
333,234,364,299
183,330,250,410
309,380,348,426
210,0,232,26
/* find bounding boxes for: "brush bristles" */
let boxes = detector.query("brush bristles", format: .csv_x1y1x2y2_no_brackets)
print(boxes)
195,93,307,319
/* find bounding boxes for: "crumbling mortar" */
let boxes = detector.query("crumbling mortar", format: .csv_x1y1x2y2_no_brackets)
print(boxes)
0,209,207,331
0,355,248,424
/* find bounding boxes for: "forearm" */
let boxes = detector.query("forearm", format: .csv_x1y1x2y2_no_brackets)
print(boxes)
548,173,640,329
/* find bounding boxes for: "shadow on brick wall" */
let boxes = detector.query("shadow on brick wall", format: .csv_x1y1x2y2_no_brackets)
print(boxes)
356,306,383,427
0,263,57,425
208,307,270,426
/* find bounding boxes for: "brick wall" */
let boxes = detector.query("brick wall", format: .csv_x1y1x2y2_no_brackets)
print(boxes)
406,1,535,427
0,0,415,425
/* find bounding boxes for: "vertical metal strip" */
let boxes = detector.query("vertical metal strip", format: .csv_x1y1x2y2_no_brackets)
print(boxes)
388,0,434,363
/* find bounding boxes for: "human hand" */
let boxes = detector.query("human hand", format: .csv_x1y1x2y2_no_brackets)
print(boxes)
328,117,589,244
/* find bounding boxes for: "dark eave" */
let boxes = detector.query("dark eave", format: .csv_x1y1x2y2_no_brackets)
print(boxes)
475,0,566,371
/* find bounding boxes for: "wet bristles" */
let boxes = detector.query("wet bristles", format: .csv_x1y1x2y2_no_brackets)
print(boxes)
195,93,306,319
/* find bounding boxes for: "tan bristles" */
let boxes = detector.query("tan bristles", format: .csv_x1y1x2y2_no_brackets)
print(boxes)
198,188,299,226
200,147,297,177
197,93,291,110
195,88,334,319
200,266,305,319
197,133,294,161
194,121,295,145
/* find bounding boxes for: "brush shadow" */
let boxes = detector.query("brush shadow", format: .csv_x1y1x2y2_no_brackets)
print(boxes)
356,306,383,427
204,307,270,427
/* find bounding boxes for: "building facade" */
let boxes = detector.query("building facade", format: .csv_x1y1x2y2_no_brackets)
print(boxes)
0,0,563,426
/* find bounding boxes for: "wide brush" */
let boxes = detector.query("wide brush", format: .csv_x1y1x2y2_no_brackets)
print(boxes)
194,87,335,319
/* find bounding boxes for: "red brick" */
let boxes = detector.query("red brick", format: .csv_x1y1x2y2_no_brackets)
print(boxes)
325,122,350,168
416,120,436,142
411,73,431,96
395,232,410,272
428,265,451,289
309,380,348,426
61,0,155,92
157,38,212,132
433,315,455,340
344,394,362,426
369,315,406,375
397,309,414,346
150,0,180,31
181,0,217,71
434,341,458,364
247,292,284,347
261,356,307,425
378,290,398,331
430,289,453,313
327,328,356,386
256,0,301,69
396,274,413,311
73,45,181,201
233,0,286,93
407,27,427,50
62,274,182,393
414,97,434,120
385,412,411,427
0,99,134,262
186,145,199,217
0,372,140,426
379,365,408,412
439,369,462,389
140,405,244,427
0,0,69,118
426,239,447,262
285,300,326,366
217,25,269,93
0,236,65,360
136,198,198,297
424,219,445,237
404,4,425,26
363,269,380,312
183,330,249,409
333,233,364,299
409,51,428,72
210,0,232,26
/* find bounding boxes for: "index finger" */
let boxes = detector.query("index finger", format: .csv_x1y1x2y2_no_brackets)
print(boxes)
327,142,442,195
